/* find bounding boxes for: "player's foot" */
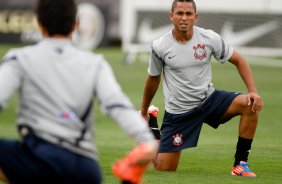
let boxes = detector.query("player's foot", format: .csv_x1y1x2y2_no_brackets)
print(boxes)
112,144,155,184
148,105,159,118
148,105,161,140
231,161,256,177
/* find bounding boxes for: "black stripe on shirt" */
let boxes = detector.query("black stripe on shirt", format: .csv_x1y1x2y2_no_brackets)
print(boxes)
75,100,93,147
1,55,17,64
80,100,93,123
220,38,226,60
152,47,163,63
106,104,132,111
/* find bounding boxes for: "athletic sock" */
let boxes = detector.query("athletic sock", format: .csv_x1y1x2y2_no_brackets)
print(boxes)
148,114,161,140
234,136,253,167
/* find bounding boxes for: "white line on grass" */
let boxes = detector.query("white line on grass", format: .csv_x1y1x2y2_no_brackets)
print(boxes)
246,57,282,68
214,57,282,68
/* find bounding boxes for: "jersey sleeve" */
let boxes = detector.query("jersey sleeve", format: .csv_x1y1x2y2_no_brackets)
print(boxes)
95,58,155,145
94,58,133,111
0,50,22,110
211,31,233,63
148,44,163,76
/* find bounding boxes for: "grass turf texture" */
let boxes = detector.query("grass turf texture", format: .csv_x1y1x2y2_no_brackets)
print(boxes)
0,44,282,184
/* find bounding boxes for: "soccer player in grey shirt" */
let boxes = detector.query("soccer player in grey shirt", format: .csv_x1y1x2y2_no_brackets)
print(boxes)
0,0,157,183
140,0,263,177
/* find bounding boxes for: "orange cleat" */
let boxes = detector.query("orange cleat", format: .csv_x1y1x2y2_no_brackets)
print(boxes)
148,105,159,118
231,161,256,177
112,144,154,184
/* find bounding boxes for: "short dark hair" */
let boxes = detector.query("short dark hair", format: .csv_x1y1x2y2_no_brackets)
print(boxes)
171,0,197,13
36,0,77,36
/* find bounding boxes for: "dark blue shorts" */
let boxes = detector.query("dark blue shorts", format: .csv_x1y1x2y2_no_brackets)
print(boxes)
159,90,240,153
0,135,102,184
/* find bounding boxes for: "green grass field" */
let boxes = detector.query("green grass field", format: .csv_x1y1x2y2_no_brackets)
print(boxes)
0,44,282,184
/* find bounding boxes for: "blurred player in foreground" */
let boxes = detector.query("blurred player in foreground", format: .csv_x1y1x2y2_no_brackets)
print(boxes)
140,0,263,177
0,0,157,183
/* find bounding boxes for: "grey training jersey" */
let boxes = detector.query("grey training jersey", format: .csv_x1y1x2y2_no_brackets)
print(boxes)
0,38,154,160
149,26,233,114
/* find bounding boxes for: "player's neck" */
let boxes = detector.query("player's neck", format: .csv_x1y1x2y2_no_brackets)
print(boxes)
39,23,73,40
172,29,193,43
43,33,72,40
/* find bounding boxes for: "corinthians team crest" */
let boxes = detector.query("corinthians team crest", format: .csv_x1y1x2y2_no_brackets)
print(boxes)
193,44,207,60
173,133,183,146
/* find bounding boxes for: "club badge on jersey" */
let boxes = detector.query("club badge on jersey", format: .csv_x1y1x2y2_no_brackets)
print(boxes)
193,44,207,61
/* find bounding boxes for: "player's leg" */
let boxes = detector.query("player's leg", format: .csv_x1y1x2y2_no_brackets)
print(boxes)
146,105,161,168
112,144,158,184
156,151,181,171
147,109,182,171
221,94,258,139
155,109,203,171
146,104,204,172
0,169,8,183
146,112,182,171
220,94,258,177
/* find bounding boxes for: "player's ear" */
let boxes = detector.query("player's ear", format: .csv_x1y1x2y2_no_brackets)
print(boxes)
72,20,79,33
194,13,199,22
169,11,173,21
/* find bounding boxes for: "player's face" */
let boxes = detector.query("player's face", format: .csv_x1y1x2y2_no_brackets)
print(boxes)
169,2,198,34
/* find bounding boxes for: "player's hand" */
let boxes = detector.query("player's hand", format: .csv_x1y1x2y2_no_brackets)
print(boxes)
140,105,159,122
247,92,263,113
139,110,150,122
142,113,150,122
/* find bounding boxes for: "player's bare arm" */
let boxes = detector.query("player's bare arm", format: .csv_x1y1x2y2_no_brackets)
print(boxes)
141,75,161,120
228,51,263,113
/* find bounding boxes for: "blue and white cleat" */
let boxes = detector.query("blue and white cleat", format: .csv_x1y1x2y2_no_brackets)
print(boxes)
231,161,256,177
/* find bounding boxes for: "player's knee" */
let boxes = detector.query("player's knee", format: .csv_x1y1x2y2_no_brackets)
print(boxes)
156,158,179,171
156,164,178,171
236,95,257,116
243,103,258,118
